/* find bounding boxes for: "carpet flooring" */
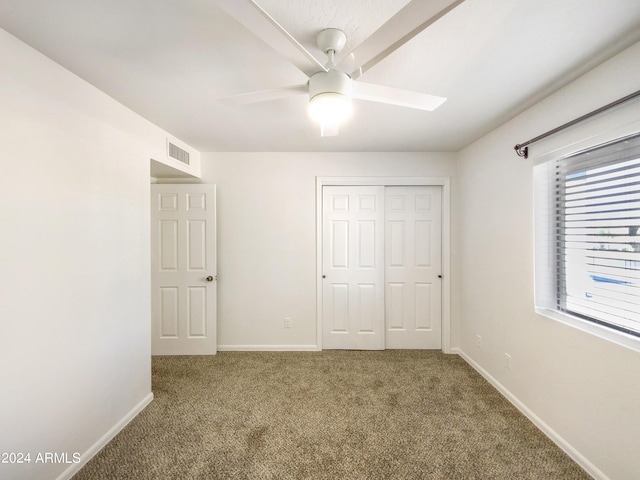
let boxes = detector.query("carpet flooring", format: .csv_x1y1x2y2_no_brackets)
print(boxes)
72,351,590,479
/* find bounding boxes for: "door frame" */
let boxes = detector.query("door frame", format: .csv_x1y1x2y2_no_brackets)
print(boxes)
316,176,452,353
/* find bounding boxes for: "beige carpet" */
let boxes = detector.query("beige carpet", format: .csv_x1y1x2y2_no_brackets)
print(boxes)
73,351,590,479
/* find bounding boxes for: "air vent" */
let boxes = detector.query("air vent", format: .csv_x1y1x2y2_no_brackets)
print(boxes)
168,141,190,165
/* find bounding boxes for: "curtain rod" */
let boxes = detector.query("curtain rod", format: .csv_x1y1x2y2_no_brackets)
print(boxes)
514,89,640,159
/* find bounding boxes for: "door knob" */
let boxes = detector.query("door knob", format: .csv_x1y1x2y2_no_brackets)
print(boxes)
206,276,214,282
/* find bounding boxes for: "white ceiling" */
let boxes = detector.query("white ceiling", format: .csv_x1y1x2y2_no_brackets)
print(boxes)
1,0,639,152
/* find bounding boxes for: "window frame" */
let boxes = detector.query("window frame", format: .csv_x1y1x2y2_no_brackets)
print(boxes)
533,126,640,353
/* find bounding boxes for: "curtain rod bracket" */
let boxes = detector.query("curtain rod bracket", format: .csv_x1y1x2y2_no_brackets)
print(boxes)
514,144,529,159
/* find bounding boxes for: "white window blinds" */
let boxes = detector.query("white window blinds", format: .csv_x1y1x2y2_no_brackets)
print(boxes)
550,133,640,336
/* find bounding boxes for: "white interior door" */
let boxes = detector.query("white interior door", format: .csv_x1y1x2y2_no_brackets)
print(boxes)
151,184,217,355
385,186,442,349
322,186,385,349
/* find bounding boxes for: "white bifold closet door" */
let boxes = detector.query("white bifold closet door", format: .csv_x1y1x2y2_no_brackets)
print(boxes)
385,186,442,349
322,185,442,350
322,186,386,350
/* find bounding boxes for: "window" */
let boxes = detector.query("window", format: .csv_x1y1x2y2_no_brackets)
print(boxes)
535,133,640,339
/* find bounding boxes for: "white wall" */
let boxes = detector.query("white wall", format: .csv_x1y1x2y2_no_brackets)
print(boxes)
456,41,640,479
199,152,457,349
0,28,171,480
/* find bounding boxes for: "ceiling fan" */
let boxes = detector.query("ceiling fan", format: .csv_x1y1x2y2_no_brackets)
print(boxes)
215,0,465,136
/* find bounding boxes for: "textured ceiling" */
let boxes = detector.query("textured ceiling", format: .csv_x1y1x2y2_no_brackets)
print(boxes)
1,0,639,152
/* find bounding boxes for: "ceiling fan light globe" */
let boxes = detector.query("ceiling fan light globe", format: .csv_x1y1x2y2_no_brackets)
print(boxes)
308,93,353,125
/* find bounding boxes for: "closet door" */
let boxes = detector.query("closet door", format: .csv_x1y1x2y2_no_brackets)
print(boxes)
385,186,442,349
322,186,385,349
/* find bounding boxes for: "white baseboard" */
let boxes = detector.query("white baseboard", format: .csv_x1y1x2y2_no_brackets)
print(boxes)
56,392,154,480
453,348,606,480
217,344,320,352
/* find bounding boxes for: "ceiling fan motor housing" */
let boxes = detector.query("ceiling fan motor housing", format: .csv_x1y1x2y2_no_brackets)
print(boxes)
308,69,352,100
308,69,353,125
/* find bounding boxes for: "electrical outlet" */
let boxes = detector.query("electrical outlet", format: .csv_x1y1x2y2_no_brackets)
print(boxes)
504,353,512,370
476,334,482,349
284,317,292,329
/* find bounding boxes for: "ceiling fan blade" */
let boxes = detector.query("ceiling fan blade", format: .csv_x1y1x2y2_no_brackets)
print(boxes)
217,84,307,106
214,0,326,77
338,0,465,79
353,81,446,111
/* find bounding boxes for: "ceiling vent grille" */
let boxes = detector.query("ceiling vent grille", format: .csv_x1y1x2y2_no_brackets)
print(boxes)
168,141,190,165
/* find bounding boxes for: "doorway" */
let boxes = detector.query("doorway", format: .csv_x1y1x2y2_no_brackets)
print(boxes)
317,177,451,352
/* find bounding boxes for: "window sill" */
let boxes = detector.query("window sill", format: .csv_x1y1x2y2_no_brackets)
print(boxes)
535,307,640,353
